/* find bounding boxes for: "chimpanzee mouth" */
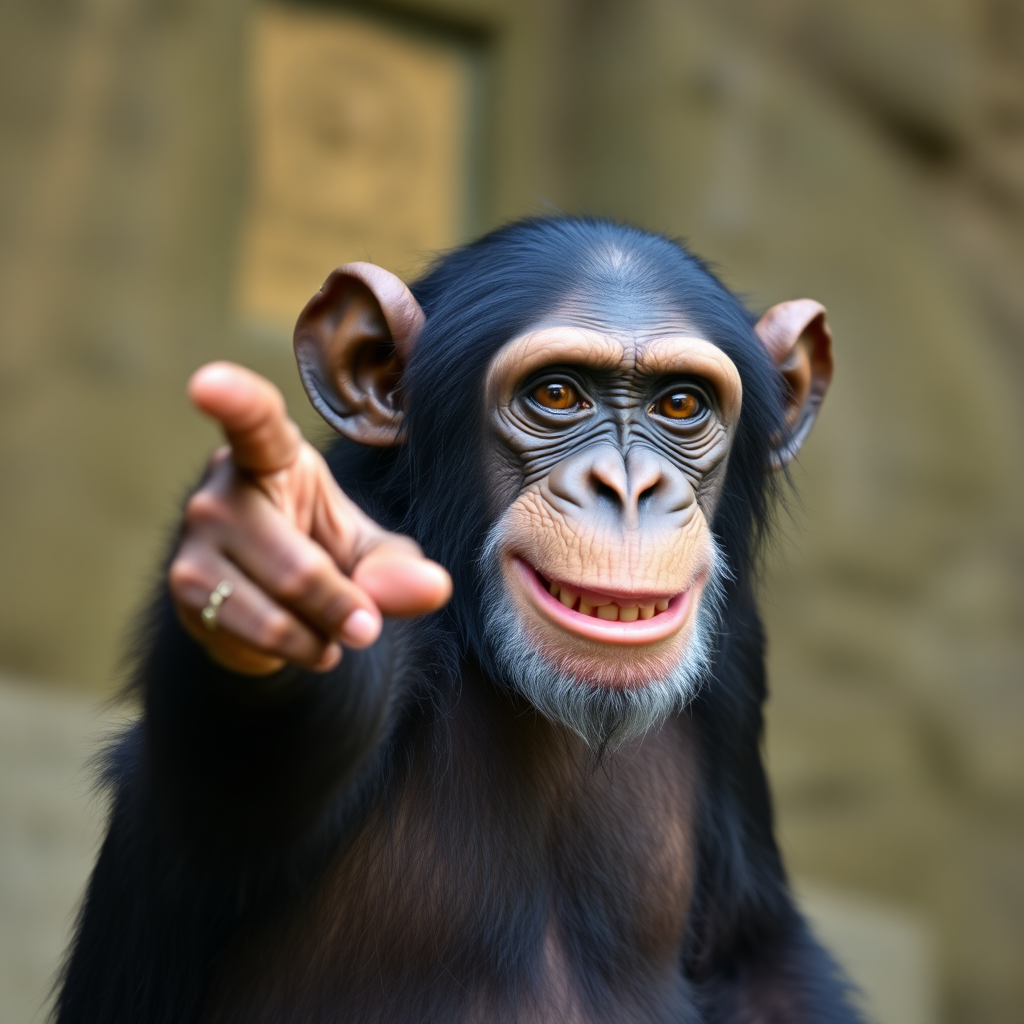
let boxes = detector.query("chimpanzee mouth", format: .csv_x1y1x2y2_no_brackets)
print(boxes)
512,558,693,645
536,571,674,621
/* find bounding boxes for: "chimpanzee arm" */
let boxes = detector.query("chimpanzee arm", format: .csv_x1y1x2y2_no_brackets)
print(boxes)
103,363,445,863
686,588,865,1024
54,587,416,1024
688,779,863,1024
143,589,409,857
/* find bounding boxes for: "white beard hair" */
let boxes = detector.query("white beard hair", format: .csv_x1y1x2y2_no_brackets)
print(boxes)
478,526,730,750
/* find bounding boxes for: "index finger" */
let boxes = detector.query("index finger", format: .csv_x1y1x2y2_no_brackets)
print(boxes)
188,362,302,475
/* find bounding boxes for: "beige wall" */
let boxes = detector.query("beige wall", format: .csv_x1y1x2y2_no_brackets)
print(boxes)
0,0,1022,1021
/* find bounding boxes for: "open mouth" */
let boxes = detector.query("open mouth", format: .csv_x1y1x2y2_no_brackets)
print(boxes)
512,558,693,646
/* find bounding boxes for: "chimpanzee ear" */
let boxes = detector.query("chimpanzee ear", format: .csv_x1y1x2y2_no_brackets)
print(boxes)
753,299,834,469
293,262,425,446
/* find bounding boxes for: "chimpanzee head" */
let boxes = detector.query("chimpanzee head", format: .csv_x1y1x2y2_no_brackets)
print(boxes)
294,217,831,746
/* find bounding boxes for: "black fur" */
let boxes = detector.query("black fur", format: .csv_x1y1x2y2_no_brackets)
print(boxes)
55,217,862,1023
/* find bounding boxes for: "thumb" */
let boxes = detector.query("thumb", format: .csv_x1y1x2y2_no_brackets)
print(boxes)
351,539,453,618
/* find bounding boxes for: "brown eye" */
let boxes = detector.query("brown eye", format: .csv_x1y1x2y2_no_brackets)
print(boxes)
654,391,702,420
533,381,584,410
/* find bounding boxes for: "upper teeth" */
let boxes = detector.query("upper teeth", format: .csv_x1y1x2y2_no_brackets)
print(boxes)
547,580,670,621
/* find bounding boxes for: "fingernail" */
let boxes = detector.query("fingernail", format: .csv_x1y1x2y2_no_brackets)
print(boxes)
314,644,342,672
340,609,379,648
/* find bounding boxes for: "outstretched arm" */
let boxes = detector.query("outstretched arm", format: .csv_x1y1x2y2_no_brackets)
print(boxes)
144,362,451,854
55,365,450,1024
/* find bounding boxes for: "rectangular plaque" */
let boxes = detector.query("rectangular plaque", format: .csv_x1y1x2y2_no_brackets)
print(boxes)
236,3,476,333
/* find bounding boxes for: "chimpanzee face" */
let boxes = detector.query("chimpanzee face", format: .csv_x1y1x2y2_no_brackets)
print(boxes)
461,313,741,743
482,316,743,689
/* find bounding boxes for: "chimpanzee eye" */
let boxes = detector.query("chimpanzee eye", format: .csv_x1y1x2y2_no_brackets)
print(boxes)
652,390,704,421
532,381,588,411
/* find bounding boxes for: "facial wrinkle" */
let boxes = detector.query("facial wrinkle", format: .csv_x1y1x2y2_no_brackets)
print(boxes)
517,425,610,488
486,325,743,541
552,294,697,341
504,487,704,591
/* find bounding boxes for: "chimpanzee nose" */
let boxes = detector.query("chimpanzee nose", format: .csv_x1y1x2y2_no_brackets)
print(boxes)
548,445,694,523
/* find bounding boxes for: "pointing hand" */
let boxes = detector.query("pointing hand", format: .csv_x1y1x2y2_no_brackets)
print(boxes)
168,362,451,676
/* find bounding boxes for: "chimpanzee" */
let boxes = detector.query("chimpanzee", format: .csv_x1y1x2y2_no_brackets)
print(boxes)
55,217,858,1023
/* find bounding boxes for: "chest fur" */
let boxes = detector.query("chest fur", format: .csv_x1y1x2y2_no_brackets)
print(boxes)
206,694,700,1022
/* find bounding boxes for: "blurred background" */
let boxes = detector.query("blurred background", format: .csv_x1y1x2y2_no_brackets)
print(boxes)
1,0,1022,1020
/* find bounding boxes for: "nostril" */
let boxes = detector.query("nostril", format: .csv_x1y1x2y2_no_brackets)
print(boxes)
638,482,658,507
594,479,620,505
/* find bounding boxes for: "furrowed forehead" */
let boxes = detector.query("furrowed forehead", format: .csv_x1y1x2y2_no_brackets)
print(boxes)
555,280,695,335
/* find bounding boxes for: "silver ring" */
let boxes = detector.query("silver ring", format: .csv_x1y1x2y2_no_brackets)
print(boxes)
201,580,234,631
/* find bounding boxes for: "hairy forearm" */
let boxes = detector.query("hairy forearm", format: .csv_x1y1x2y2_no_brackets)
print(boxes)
136,587,402,859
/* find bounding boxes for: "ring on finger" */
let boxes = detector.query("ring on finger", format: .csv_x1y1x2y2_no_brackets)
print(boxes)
201,580,234,631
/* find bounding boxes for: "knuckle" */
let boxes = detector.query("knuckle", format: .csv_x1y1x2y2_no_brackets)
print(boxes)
184,489,229,528
254,612,296,652
276,550,331,602
168,557,206,599
296,438,321,468
392,534,424,558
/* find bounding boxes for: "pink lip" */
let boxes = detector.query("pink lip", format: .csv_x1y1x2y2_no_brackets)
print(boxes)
514,558,692,646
